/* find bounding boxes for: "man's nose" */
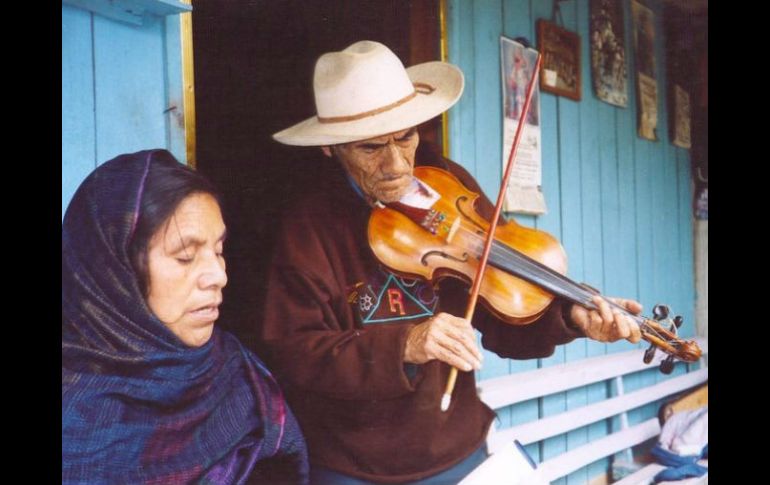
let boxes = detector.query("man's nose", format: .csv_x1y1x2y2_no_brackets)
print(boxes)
381,143,410,175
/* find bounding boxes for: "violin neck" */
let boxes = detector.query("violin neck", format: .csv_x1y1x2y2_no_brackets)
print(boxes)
487,240,644,325
487,240,591,305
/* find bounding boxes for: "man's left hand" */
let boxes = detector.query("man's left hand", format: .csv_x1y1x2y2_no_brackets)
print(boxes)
569,295,643,343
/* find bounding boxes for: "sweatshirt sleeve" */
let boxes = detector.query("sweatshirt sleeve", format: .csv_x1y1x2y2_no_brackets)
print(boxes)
257,183,427,402
437,277,583,360
474,299,583,359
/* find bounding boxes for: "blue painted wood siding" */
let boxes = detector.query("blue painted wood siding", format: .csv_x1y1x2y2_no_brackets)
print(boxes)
62,4,187,218
447,1,696,483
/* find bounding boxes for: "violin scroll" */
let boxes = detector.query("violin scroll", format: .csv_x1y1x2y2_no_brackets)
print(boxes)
638,304,702,373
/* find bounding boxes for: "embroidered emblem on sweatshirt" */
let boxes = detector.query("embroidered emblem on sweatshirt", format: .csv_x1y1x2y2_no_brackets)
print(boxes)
348,269,439,325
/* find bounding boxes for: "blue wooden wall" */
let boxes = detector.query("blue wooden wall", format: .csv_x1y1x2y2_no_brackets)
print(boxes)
446,0,696,483
62,3,188,218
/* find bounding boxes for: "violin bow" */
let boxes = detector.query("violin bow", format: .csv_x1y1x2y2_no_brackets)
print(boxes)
441,53,543,411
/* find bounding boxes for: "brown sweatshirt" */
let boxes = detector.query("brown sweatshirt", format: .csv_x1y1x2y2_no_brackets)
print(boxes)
258,143,583,483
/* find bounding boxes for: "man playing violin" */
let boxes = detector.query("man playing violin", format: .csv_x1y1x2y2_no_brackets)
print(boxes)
260,40,642,485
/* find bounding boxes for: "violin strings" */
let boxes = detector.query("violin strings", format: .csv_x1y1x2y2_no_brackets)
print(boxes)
487,240,662,338
448,219,597,303
445,219,662,338
400,210,664,342
388,197,675,348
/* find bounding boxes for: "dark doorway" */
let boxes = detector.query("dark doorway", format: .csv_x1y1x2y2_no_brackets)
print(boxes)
192,0,440,348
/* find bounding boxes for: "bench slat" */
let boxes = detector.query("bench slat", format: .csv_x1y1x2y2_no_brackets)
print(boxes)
539,418,661,482
478,337,707,410
473,337,708,483
487,368,708,452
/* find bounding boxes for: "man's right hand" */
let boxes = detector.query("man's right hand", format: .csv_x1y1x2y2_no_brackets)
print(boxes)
404,313,483,371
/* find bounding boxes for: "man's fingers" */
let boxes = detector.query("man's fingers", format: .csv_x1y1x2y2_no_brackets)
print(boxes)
455,327,483,363
626,299,643,314
408,313,482,370
436,336,482,370
439,348,475,372
609,297,643,315
613,311,630,339
428,340,476,371
435,314,483,364
626,314,642,343
594,296,614,323
590,311,603,328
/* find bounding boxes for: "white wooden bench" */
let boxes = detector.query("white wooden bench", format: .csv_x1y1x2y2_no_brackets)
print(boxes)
477,336,708,484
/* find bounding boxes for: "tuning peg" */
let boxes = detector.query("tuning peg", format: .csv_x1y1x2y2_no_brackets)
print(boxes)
659,356,675,375
652,304,670,321
643,345,656,364
673,315,683,328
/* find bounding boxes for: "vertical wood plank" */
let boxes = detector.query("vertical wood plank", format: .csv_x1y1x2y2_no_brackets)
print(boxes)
629,0,661,427
615,36,639,357
576,0,610,478
449,0,512,430
501,0,537,233
448,0,477,174
62,5,96,218
472,0,504,198
93,14,167,163
677,148,695,337
545,3,583,482
634,136,659,423
531,0,563,251
648,0,667,326
566,2,593,482
471,0,519,433
657,3,690,389
607,1,637,470
621,0,648,435
498,0,541,461
526,0,566,468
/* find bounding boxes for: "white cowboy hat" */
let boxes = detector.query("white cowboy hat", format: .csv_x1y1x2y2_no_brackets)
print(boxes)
272,40,464,146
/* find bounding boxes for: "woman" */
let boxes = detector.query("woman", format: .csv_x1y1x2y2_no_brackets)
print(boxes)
62,149,308,484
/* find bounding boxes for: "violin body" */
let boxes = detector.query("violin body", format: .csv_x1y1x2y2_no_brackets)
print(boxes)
369,166,567,325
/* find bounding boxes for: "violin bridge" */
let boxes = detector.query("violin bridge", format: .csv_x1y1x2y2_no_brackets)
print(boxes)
445,216,461,243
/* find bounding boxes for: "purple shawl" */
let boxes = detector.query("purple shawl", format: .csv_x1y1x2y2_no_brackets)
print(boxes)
62,150,308,484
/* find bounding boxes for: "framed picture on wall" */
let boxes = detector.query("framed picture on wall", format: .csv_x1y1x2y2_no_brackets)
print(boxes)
590,0,628,107
536,19,581,101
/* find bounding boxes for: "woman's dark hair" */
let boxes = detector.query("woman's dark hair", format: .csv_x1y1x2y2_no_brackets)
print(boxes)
129,153,222,296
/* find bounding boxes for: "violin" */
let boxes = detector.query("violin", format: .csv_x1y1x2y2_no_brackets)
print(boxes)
368,165,702,373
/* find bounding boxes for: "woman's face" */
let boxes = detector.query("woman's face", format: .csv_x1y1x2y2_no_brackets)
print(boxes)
145,193,227,347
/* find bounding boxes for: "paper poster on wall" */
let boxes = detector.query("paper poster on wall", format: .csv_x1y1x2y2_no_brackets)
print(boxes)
590,0,628,107
632,0,658,141
500,36,546,215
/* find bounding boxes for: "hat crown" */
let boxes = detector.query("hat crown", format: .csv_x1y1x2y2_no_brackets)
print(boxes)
313,41,414,119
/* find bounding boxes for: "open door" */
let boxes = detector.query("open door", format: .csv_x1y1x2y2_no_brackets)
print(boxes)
191,0,441,348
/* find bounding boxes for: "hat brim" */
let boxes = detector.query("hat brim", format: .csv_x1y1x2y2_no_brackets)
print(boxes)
272,62,464,146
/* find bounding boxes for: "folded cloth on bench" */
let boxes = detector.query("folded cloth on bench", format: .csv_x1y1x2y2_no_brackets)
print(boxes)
651,406,708,483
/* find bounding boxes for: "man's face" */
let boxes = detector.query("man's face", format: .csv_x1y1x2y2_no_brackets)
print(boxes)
324,127,419,203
